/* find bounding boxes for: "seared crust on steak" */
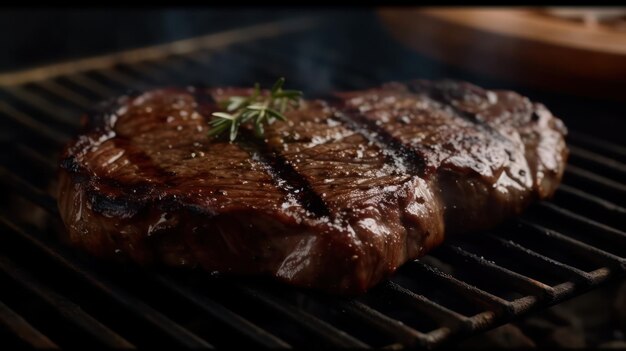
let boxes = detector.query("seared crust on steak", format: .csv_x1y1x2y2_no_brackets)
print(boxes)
57,80,568,294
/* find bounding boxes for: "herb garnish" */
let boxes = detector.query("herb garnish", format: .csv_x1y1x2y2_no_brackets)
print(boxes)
207,78,302,142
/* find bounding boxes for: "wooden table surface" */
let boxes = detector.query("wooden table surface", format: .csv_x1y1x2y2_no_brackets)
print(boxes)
378,8,626,101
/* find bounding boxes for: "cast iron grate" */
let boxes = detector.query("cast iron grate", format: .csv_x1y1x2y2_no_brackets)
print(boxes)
0,17,624,349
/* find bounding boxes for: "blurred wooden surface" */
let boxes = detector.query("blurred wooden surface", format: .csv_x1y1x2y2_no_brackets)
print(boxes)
377,8,626,101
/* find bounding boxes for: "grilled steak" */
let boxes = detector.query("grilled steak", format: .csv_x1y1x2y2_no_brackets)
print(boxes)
57,80,568,294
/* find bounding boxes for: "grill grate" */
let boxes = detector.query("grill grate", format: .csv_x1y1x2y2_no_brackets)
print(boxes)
0,16,625,349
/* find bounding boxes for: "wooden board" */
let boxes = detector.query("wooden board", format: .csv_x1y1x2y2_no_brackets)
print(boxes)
377,8,626,100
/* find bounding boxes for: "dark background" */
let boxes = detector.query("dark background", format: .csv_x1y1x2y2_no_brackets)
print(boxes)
1,8,623,144
0,9,305,72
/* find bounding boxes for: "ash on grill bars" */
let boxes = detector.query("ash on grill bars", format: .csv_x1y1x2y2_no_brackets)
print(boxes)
0,8,625,349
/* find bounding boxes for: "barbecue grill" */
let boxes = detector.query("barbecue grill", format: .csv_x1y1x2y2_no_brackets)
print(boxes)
0,12,624,349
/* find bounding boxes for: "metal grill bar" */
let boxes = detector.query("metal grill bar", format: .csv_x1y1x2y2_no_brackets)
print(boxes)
148,274,291,349
64,74,117,98
0,165,58,215
378,281,469,328
516,219,625,271
567,130,626,163
121,63,174,85
0,299,59,349
432,245,556,300
565,165,626,202
0,255,135,348
34,80,95,110
14,144,58,173
532,201,626,250
331,300,427,347
91,69,150,91
0,18,320,86
155,56,208,82
231,284,369,348
557,184,626,216
553,185,626,231
0,218,215,349
1,87,79,129
405,262,518,315
0,101,69,145
569,145,626,179
484,234,600,286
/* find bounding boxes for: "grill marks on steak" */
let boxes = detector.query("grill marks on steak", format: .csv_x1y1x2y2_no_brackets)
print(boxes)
335,81,567,233
261,98,444,286
65,90,291,215
58,81,568,294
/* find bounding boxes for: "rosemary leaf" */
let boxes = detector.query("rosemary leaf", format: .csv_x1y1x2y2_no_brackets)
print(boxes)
271,77,285,94
212,112,236,120
207,78,302,142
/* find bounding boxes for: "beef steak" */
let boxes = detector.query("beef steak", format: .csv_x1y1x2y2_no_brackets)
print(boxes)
57,80,568,294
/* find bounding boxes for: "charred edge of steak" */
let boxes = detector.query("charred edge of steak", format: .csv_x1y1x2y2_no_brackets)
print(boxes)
58,88,226,219
60,155,89,179
238,129,331,218
87,191,145,219
59,155,163,219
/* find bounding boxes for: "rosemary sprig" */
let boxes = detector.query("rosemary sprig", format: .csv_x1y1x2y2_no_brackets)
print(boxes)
207,78,302,142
